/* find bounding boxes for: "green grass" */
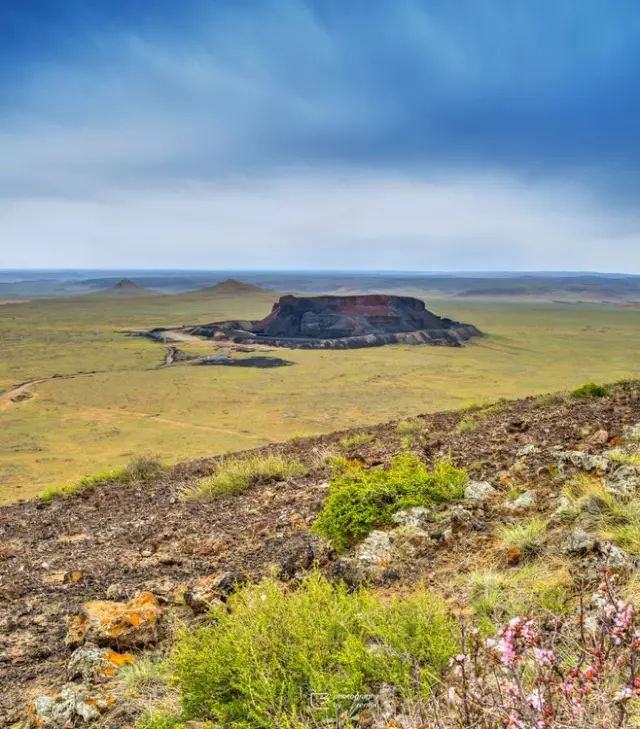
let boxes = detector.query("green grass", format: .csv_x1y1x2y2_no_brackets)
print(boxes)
183,454,305,499
571,381,612,399
38,456,164,501
314,454,466,552
466,560,573,625
39,468,127,501
456,414,479,433
338,432,375,449
497,518,547,557
3,294,640,502
162,573,457,729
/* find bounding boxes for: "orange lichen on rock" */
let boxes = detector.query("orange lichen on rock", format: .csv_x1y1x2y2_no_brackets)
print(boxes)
66,591,164,649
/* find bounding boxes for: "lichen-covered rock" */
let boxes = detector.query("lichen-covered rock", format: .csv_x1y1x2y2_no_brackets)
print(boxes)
563,528,597,555
505,490,536,511
464,481,496,502
558,451,609,472
184,571,248,613
66,592,164,649
27,686,116,727
516,444,538,458
391,506,432,529
356,530,393,567
67,644,135,682
606,464,640,498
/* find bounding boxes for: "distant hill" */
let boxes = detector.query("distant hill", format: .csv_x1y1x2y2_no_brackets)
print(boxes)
90,278,158,298
185,278,274,297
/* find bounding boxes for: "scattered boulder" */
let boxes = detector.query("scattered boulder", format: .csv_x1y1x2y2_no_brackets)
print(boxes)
27,686,116,728
184,571,248,614
66,592,164,650
464,481,496,502
67,644,135,683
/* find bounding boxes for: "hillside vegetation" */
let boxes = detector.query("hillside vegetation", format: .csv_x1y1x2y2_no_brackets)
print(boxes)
4,380,640,727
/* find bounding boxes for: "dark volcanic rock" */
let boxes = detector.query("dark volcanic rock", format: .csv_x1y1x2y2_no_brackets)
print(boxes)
190,294,481,349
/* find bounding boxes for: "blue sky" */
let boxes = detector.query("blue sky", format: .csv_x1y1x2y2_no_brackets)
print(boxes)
2,1,640,271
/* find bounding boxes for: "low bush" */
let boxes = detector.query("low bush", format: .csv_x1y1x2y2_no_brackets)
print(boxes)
184,454,305,499
314,454,466,551
168,574,457,728
571,381,612,399
123,455,164,482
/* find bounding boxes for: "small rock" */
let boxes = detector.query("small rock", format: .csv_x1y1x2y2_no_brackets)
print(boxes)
105,583,125,600
27,686,116,727
184,571,248,613
391,507,432,528
464,481,496,502
606,464,640,498
68,644,135,682
623,423,640,444
564,528,597,555
356,531,393,567
588,429,609,446
278,534,330,581
328,557,366,589
66,592,164,649
598,542,630,570
449,505,484,531
505,490,536,511
516,444,538,458
507,546,522,565
558,451,609,473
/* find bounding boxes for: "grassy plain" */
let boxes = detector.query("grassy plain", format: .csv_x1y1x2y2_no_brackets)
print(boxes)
1,290,640,502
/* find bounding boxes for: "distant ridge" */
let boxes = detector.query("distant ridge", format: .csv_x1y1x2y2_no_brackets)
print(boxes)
187,278,274,296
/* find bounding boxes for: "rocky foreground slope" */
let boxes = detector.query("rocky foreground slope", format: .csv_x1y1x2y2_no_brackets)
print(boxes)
3,382,640,726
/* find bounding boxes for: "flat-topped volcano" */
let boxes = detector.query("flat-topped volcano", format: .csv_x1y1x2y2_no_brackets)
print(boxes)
189,294,481,349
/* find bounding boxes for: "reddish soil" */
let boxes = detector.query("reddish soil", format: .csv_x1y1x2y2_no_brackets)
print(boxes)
2,383,640,725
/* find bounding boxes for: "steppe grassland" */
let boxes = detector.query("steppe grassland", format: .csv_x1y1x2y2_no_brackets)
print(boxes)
1,291,640,502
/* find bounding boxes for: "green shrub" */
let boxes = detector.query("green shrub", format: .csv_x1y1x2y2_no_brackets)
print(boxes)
184,454,305,499
339,432,375,450
169,574,457,728
123,455,164,482
571,382,611,399
314,454,466,551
